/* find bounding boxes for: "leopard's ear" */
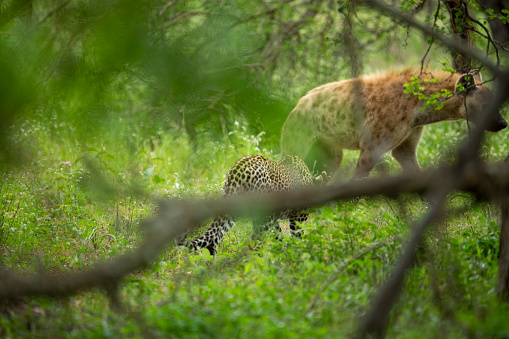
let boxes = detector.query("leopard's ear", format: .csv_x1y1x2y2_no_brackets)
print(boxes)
455,73,477,94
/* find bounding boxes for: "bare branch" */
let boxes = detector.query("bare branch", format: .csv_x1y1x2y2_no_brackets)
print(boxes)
497,196,509,300
246,4,320,69
357,178,451,337
169,10,207,25
39,0,72,25
1,160,509,302
0,201,198,301
445,0,473,72
308,235,402,312
457,72,509,165
159,0,179,16
364,0,500,73
420,0,442,75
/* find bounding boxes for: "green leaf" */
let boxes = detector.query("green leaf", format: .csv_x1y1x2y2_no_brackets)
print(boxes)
244,262,253,274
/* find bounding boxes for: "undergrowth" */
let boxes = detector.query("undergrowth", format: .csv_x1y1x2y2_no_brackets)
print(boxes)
0,116,508,338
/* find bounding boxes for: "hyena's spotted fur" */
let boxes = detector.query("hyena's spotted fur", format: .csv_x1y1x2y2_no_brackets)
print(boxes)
281,68,507,179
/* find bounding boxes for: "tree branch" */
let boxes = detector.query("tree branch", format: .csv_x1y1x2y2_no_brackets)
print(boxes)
364,0,499,73
1,160,508,302
357,179,451,337
308,235,402,312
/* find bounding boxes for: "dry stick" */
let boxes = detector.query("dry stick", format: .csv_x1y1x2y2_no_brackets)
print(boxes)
0,169,433,301
419,0,441,75
356,74,509,338
468,16,502,65
497,195,509,300
357,183,450,338
0,162,507,302
356,1,509,336
0,0,507,308
497,153,509,299
365,0,499,73
308,235,402,312
457,74,509,165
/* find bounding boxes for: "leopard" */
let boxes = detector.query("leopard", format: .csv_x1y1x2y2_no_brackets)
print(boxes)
178,155,313,256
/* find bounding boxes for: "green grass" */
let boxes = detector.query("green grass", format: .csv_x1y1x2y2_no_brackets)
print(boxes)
1,115,508,338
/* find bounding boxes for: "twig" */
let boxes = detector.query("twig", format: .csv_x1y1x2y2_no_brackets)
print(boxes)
169,10,206,25
420,0,441,75
246,3,319,69
365,0,499,73
457,72,509,165
39,0,72,25
308,235,402,312
0,161,508,302
357,183,450,337
159,0,178,16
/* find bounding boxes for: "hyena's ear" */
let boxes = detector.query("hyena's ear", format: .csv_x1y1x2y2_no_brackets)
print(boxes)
455,73,477,94
468,69,483,84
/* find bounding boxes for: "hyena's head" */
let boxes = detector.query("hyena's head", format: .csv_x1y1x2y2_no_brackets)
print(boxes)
456,72,507,132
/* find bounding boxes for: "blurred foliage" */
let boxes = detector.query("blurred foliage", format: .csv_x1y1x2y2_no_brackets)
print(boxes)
0,0,325,161
1,0,506,166
0,0,509,336
0,0,441,170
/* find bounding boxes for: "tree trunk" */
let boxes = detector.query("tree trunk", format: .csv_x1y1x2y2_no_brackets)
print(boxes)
444,0,473,72
477,0,509,46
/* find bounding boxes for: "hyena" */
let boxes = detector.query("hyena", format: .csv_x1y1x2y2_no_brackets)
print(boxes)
281,68,507,179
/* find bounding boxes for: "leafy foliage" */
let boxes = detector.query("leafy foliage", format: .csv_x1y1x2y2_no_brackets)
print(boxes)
0,0,509,337
486,8,509,24
403,75,455,111
2,115,509,336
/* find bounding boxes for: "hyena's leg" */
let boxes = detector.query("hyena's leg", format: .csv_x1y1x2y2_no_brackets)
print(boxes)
289,210,308,238
187,215,235,256
352,148,380,180
306,139,343,180
391,127,423,173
